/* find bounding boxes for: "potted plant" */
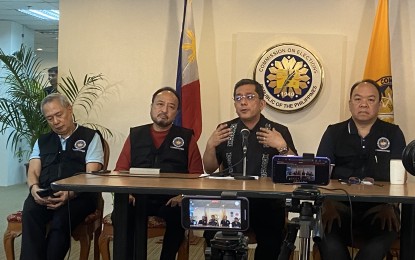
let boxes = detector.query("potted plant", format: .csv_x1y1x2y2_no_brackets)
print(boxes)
59,71,113,140
0,45,50,160
0,44,112,162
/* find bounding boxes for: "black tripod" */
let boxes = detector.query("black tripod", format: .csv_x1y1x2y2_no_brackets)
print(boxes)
208,231,249,260
278,185,324,260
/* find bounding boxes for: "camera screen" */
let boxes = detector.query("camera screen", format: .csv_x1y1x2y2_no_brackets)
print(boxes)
272,156,331,185
285,163,316,182
188,199,243,229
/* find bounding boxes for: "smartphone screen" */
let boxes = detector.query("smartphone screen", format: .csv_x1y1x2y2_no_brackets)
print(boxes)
272,156,331,185
181,196,249,231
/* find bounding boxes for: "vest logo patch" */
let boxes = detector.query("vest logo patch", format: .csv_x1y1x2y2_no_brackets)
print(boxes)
377,137,390,150
171,137,185,150
73,140,87,152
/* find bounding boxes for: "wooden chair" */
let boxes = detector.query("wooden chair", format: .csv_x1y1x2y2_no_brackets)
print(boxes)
388,238,400,259
99,213,190,260
3,138,110,260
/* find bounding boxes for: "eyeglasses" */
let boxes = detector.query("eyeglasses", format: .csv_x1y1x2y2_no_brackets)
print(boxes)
339,177,384,187
234,94,257,102
348,177,374,185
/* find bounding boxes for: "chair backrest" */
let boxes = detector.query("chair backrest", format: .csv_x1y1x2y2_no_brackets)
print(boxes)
102,139,110,170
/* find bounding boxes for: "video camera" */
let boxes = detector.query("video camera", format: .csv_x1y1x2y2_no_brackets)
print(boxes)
402,140,415,175
181,192,249,260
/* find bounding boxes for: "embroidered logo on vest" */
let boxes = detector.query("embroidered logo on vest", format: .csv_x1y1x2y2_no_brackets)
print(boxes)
377,137,390,150
226,152,233,174
227,123,237,147
260,154,269,177
73,140,87,152
171,137,185,150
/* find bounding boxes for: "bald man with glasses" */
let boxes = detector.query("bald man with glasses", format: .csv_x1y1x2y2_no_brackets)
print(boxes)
316,79,406,260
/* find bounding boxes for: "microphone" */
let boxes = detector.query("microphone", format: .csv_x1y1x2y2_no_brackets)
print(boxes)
241,128,250,155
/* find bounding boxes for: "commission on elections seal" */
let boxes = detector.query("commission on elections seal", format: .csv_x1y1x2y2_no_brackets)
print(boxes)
254,43,324,112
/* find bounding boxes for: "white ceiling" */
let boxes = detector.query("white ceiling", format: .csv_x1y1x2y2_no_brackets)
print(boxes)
0,0,59,53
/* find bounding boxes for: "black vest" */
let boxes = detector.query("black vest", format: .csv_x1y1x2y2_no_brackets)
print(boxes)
38,126,96,188
130,124,192,173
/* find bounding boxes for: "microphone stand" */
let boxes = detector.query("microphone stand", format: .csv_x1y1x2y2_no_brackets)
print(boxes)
243,154,247,177
234,146,255,180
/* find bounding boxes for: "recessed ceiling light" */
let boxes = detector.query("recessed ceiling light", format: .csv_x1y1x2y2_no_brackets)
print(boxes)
18,9,59,21
36,48,43,51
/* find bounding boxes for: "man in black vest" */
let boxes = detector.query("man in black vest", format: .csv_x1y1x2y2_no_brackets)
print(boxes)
113,87,203,260
231,217,241,228
199,215,208,225
203,79,298,259
208,215,219,226
21,93,104,260
221,215,230,227
316,80,406,260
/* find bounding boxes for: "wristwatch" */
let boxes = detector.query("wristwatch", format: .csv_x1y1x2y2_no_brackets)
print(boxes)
278,146,289,155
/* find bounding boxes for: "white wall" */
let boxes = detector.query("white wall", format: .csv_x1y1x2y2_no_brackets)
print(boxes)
0,21,35,186
59,0,415,173
36,51,58,78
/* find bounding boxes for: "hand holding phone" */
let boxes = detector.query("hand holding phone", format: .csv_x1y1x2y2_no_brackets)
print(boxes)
36,188,56,198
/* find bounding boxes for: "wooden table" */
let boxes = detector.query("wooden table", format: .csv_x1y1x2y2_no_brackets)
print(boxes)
52,173,415,259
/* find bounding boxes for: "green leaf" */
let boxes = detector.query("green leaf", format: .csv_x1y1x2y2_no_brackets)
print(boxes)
1,44,114,160
0,44,50,158
59,72,113,139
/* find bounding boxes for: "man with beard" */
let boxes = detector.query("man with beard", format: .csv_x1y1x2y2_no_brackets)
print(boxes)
113,87,203,260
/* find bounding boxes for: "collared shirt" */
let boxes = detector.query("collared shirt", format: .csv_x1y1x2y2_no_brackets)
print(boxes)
30,126,104,165
317,118,406,181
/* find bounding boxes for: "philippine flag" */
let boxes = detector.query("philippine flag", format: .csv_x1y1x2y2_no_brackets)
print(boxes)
175,0,202,140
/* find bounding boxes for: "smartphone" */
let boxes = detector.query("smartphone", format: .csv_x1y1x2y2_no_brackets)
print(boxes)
36,188,56,198
272,155,331,185
181,196,249,231
91,170,111,174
